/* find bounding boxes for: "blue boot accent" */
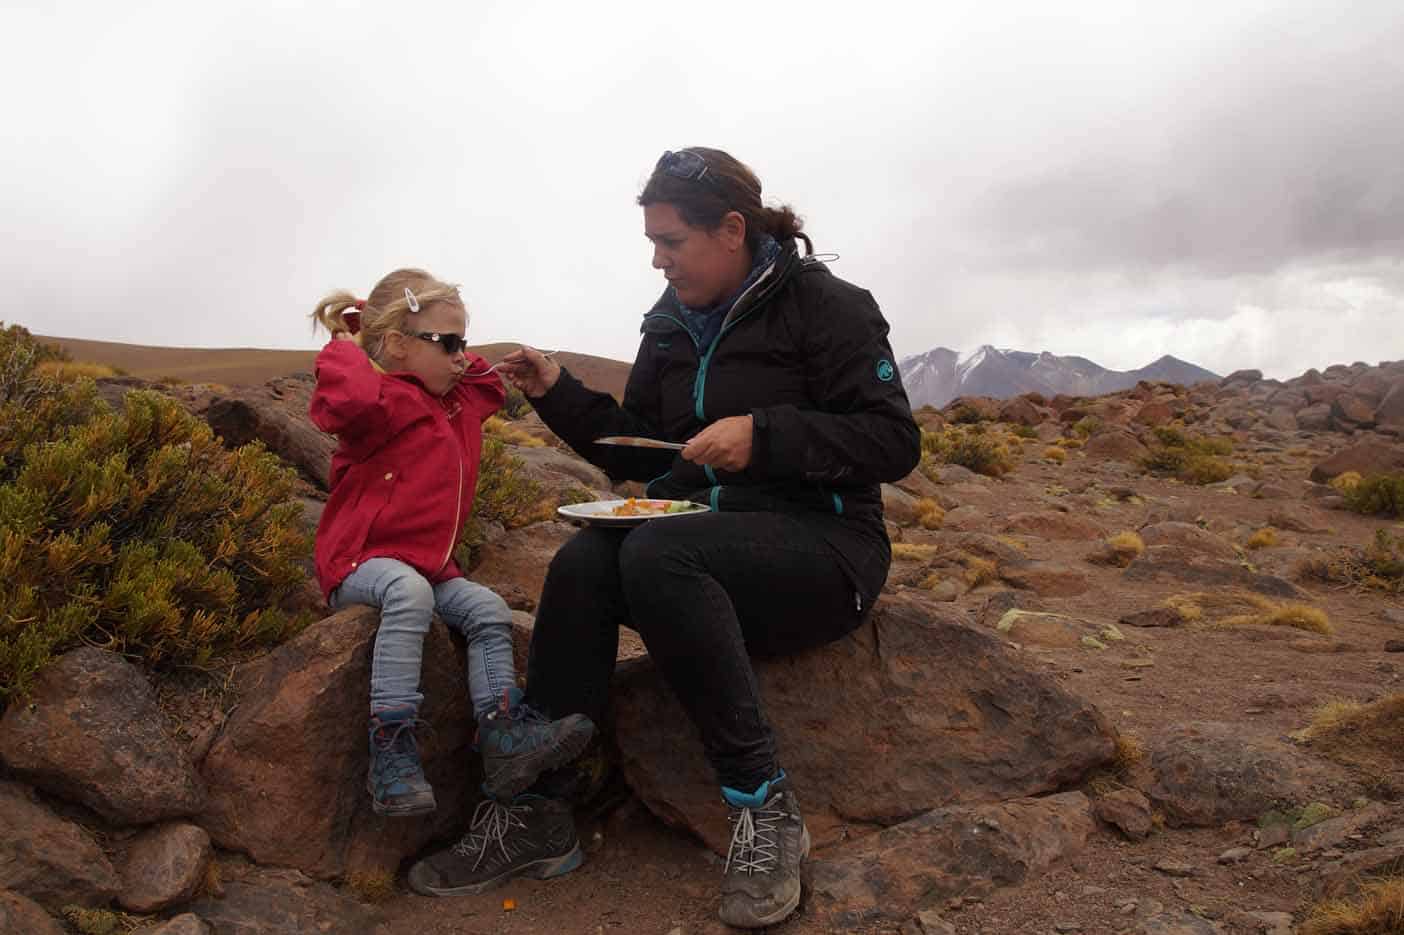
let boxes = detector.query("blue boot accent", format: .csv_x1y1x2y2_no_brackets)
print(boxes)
368,707,436,817
721,769,787,810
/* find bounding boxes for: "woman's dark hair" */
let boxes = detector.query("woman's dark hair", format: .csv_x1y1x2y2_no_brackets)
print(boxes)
638,147,813,255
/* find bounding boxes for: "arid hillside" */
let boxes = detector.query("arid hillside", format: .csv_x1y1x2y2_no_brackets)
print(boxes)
38,335,633,399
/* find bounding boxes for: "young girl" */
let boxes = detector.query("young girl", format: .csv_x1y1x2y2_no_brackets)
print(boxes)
309,267,593,817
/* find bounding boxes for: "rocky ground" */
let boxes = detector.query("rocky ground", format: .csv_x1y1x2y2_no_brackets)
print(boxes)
2,357,1403,935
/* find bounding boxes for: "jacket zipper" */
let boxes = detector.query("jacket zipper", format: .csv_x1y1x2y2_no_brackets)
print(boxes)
438,446,464,574
691,262,778,422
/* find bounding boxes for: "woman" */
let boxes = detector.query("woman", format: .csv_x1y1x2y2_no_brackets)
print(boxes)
408,147,920,929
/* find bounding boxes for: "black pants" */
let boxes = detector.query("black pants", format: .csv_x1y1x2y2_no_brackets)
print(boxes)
524,510,865,791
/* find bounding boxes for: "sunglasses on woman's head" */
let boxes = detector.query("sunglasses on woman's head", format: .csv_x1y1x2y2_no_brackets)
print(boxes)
407,331,467,354
656,149,718,187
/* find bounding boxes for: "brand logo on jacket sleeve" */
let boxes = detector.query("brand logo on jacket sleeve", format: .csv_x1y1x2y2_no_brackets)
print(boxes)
875,359,895,382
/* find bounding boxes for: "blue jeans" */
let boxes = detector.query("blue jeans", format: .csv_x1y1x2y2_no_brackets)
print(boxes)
331,557,515,719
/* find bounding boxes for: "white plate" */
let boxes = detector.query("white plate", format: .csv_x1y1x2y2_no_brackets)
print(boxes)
556,499,709,527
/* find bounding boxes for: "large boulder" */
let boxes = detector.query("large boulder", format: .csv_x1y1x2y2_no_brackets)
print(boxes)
1331,394,1376,429
612,594,1116,854
0,647,204,826
1310,439,1404,482
185,867,379,935
203,375,334,490
0,782,119,911
513,444,611,494
1123,547,1302,598
1002,511,1105,541
810,792,1095,928
0,889,65,935
1137,522,1238,560
1376,379,1404,428
1083,429,1149,463
469,520,577,611
118,822,212,913
200,608,493,878
1148,723,1332,827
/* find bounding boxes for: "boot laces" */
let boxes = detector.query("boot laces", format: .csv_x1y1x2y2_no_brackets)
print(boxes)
451,798,530,869
371,716,431,780
724,796,784,876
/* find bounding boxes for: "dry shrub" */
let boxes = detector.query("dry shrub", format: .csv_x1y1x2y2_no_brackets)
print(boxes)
1071,416,1101,438
914,498,945,530
35,360,121,381
1160,591,1332,635
920,425,1013,478
1330,471,1363,493
1302,699,1369,740
345,870,397,903
1113,732,1146,773
1301,877,1404,935
1043,446,1067,463
1246,526,1280,550
1141,428,1237,485
918,573,946,591
962,556,998,588
1299,530,1404,594
1059,437,1085,450
61,907,143,934
892,543,939,562
483,415,547,448
1344,473,1404,519
1300,694,1404,752
1102,531,1145,568
453,437,549,570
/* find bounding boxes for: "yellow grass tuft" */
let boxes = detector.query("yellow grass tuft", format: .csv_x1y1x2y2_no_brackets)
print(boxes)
1160,591,1332,634
1329,471,1363,493
345,870,397,903
36,359,120,381
484,415,547,448
1113,732,1145,774
892,543,939,562
1246,526,1280,550
1043,446,1067,463
1301,877,1404,935
1104,531,1145,568
914,498,945,530
962,556,998,588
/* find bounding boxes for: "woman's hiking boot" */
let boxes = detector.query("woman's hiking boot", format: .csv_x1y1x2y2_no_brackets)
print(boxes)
718,771,810,929
477,688,595,799
406,795,582,896
367,708,436,817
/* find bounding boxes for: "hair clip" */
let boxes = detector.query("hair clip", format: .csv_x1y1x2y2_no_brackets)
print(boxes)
405,287,420,313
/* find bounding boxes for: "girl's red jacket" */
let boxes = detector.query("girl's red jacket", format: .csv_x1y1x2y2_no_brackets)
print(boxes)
308,340,506,600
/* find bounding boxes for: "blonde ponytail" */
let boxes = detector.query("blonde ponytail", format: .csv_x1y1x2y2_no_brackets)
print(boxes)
311,290,363,338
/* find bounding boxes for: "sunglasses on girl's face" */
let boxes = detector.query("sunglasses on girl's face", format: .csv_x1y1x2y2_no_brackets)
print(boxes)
407,331,467,354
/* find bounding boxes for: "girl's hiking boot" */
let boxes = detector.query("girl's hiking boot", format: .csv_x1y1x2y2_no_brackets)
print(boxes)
367,708,436,817
718,771,810,929
406,795,582,896
477,688,595,800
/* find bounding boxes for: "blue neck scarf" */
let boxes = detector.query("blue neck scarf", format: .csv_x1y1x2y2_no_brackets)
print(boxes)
673,235,782,351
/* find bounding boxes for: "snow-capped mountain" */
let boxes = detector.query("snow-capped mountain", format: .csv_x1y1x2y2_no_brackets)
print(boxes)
897,346,1220,409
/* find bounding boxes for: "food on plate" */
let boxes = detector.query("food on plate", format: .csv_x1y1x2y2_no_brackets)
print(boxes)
610,498,698,517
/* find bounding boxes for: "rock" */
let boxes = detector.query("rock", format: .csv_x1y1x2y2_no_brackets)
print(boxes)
1250,481,1294,499
1296,404,1333,431
118,823,212,913
1137,910,1222,934
1148,723,1328,827
0,782,119,911
810,792,1095,927
1123,547,1302,598
999,562,1091,597
914,909,958,935
1315,843,1404,898
932,464,981,485
185,867,378,935
200,608,489,878
1266,505,1328,534
1153,860,1195,877
1002,511,1105,541
1083,429,1150,462
0,647,204,825
1217,846,1252,864
1376,379,1404,428
941,505,989,532
1331,394,1377,428
1386,640,1404,653
0,889,66,935
514,443,611,491
1232,911,1293,935
1293,803,1389,853
882,484,922,526
1262,408,1297,432
1386,608,1404,625
995,610,1122,650
1119,607,1187,629
612,595,1115,854
1137,522,1238,560
1134,401,1175,427
140,914,212,935
944,396,1002,423
997,396,1046,426
469,520,576,610
1305,383,1350,405
1309,439,1404,483
204,377,334,489
1221,369,1263,388
1093,788,1153,841
893,466,942,500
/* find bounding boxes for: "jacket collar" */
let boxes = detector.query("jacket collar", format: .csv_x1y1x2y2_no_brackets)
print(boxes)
641,238,803,334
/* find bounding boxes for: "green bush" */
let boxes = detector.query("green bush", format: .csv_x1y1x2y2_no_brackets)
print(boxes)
502,385,532,420
454,437,548,570
1071,416,1101,438
1141,427,1236,485
0,325,311,709
1344,473,1404,518
920,425,1013,478
1300,530,1404,595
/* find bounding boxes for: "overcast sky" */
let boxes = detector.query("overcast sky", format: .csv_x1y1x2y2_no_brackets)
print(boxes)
4,1,1401,379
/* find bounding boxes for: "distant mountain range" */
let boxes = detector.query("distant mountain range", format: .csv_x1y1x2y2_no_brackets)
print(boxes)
898,345,1220,409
